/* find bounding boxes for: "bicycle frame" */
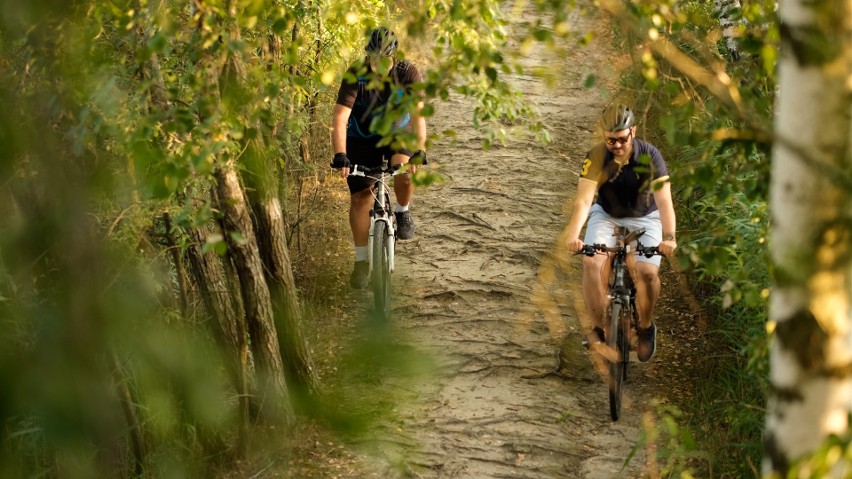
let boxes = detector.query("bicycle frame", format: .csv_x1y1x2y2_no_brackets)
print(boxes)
608,229,642,335
368,168,396,276
349,162,404,275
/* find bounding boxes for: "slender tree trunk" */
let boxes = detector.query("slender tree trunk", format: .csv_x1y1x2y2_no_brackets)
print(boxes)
248,169,320,398
185,229,250,365
714,0,742,61
137,0,168,109
113,354,145,477
764,0,852,475
163,213,189,316
184,224,251,452
223,4,319,400
215,161,294,423
290,9,301,79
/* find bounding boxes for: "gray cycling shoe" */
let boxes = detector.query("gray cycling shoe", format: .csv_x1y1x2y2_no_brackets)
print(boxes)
349,261,370,289
395,211,415,240
636,323,657,362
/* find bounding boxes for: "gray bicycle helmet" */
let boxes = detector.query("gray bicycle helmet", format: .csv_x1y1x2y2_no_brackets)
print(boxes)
365,27,398,56
600,104,635,132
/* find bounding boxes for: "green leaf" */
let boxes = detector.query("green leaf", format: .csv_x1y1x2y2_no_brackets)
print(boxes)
532,28,551,42
761,43,777,76
485,67,497,82
226,39,247,54
411,170,443,187
272,19,287,34
229,231,246,245
146,32,168,54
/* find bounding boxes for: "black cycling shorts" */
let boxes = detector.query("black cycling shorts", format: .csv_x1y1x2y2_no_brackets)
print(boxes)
346,136,414,194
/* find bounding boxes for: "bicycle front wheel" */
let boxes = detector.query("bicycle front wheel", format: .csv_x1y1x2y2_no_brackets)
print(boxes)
608,302,625,421
372,220,392,320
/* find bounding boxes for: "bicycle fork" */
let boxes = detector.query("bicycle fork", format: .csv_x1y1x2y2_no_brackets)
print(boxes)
369,216,396,272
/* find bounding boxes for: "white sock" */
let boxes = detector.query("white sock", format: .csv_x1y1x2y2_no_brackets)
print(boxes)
395,204,409,213
355,246,368,262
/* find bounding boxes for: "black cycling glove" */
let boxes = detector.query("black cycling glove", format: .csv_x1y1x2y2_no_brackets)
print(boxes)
410,150,428,165
331,153,350,169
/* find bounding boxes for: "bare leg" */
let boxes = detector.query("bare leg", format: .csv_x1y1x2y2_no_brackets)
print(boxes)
350,188,373,247
391,153,413,206
633,261,660,329
582,254,609,336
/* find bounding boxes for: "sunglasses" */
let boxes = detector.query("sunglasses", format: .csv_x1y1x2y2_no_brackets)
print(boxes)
604,133,632,146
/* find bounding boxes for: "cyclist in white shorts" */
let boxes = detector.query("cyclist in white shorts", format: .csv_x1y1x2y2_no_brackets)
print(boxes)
565,105,677,361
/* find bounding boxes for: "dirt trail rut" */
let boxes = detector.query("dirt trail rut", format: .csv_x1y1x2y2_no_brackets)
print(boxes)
359,7,659,478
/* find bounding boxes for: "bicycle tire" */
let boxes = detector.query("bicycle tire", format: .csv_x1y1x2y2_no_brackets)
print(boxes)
608,302,625,421
372,220,391,319
626,300,639,382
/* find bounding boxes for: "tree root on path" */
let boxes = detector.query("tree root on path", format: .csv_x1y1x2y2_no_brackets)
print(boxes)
453,187,553,209
437,211,499,231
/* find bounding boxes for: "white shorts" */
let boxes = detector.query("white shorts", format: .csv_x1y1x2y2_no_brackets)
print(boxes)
583,204,663,266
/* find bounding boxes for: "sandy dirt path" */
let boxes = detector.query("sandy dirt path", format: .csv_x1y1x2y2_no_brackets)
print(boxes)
348,6,680,478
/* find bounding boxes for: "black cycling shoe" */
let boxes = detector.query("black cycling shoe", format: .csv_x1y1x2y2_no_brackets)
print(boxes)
349,261,370,289
582,326,606,349
395,211,415,240
636,323,657,362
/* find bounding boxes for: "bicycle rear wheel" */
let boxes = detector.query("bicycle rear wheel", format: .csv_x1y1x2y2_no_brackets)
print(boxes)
371,220,392,320
608,302,626,421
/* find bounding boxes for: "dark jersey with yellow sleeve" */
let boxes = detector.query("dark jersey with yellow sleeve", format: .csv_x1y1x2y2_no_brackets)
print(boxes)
579,139,669,218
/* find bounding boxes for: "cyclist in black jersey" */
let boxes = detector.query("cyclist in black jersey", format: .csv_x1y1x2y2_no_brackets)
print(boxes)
330,27,427,289
565,105,677,361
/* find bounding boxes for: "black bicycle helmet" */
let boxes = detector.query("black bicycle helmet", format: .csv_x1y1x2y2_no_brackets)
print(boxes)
600,104,635,132
365,27,398,56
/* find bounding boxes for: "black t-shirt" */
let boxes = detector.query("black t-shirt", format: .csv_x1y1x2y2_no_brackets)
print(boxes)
579,139,669,218
336,60,422,139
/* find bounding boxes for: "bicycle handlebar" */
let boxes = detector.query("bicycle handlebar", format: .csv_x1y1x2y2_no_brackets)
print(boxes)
578,243,662,258
330,151,429,173
347,163,405,178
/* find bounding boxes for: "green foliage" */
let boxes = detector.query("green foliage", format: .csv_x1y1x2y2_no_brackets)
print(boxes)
629,401,711,478
402,0,556,147
0,0,570,475
783,420,852,479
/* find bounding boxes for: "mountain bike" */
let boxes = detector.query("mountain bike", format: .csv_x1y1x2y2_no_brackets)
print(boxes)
347,160,407,320
581,227,660,421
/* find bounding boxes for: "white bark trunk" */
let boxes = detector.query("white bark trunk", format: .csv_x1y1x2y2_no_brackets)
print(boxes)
714,0,742,60
765,0,852,475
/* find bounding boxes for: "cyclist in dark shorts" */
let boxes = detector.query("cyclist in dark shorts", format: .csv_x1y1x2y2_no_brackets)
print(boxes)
565,105,677,361
330,27,427,289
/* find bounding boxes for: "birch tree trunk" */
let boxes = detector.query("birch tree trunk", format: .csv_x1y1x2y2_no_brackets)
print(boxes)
764,0,852,474
215,161,294,424
713,0,742,61
714,0,742,61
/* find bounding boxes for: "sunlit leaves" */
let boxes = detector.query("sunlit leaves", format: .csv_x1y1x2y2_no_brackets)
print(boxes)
411,169,443,187
399,0,553,146
787,423,852,479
